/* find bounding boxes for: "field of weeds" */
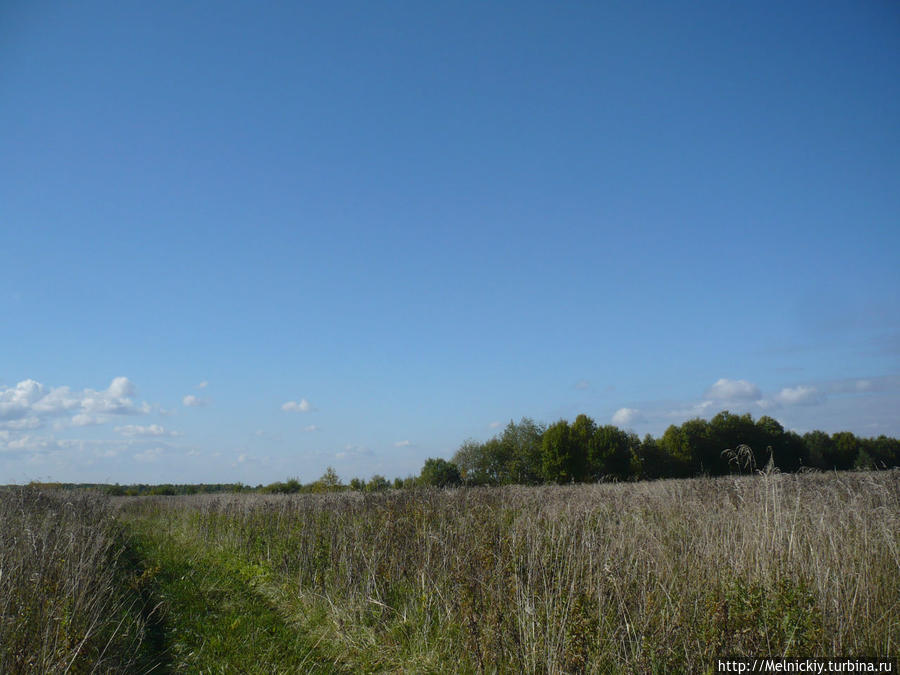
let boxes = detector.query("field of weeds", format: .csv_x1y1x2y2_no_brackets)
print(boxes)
2,470,898,673
0,488,156,673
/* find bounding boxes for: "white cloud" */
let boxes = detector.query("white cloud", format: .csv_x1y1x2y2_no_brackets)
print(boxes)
183,395,207,407
107,376,135,398
133,447,163,463
394,440,412,448
335,444,374,460
664,400,716,419
115,424,180,437
231,452,266,467
489,421,502,429
706,378,761,401
196,380,209,389
611,408,643,426
0,417,41,430
775,385,823,406
303,425,320,432
825,375,900,395
70,414,107,427
282,399,312,413
5,435,50,452
0,377,144,427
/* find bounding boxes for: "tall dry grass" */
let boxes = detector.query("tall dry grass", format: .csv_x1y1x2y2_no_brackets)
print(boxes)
121,470,900,672
0,488,152,674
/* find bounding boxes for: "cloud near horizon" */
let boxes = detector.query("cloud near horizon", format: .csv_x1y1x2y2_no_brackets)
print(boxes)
706,378,762,401
281,399,312,413
611,408,643,426
774,385,823,406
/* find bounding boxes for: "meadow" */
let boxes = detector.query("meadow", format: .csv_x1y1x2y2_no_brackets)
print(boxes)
2,469,898,673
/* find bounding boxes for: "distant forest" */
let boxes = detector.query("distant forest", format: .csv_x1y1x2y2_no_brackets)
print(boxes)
24,410,900,496
431,411,900,488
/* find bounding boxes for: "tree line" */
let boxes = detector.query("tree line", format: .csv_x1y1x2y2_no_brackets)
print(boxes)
22,410,899,495
417,411,900,487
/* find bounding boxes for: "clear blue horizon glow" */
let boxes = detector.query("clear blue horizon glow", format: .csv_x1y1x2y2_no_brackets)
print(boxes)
2,1,898,484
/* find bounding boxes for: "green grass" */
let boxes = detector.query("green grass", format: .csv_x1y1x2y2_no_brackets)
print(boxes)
124,518,340,674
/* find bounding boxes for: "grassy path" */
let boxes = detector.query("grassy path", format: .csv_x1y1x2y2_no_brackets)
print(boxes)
126,523,341,674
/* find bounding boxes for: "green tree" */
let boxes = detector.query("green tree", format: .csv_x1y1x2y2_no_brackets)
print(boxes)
570,414,597,480
864,435,900,468
635,434,671,479
501,418,546,484
312,467,342,492
656,425,693,477
803,430,833,469
541,420,577,483
452,439,492,485
591,424,634,480
829,432,860,470
419,458,462,487
366,474,391,491
680,418,719,474
708,411,757,474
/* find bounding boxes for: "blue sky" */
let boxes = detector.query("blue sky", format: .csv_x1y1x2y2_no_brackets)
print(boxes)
2,1,898,484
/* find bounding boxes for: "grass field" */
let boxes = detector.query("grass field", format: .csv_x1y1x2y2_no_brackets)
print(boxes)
2,470,898,673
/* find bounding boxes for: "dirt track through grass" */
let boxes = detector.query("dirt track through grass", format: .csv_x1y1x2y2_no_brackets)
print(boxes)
127,523,339,674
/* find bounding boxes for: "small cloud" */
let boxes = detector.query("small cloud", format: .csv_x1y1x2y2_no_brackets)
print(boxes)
196,380,208,389
133,447,163,463
0,417,42,430
611,408,643,426
574,379,590,391
706,378,761,401
115,424,180,437
107,377,135,398
303,425,320,432
183,395,207,407
186,449,201,457
232,452,266,467
488,421,502,429
282,399,312,413
335,444,374,460
825,375,900,395
664,400,715,419
775,385,823,406
70,414,107,427
394,440,412,448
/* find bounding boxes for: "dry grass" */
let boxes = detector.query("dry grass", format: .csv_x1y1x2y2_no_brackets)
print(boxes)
118,469,900,672
0,488,152,674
